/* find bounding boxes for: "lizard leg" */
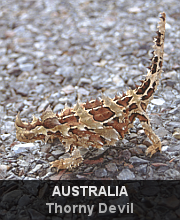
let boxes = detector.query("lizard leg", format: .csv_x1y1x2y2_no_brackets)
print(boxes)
50,147,83,171
140,121,161,157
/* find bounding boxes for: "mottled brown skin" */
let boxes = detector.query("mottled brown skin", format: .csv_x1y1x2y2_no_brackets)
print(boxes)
15,12,166,170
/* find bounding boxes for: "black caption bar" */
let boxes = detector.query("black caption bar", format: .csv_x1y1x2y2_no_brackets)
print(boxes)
0,180,180,220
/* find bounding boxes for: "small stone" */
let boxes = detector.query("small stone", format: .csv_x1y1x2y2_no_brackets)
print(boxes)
33,51,45,58
164,169,180,179
29,164,42,174
121,149,131,160
51,149,64,156
151,98,165,105
61,85,75,94
127,78,135,87
136,49,147,57
167,122,180,128
89,146,108,159
1,121,15,133
95,168,107,178
72,54,86,65
161,145,169,152
12,143,36,154
129,146,144,155
77,87,89,96
107,155,113,160
17,160,29,167
35,84,45,94
173,128,180,140
149,114,162,125
78,78,91,86
53,103,64,112
128,7,141,13
129,133,138,139
167,145,180,152
55,66,75,77
105,163,117,172
93,59,107,67
0,164,11,178
0,133,11,141
48,156,55,162
117,168,135,180
0,164,11,172
8,67,22,77
0,48,6,56
136,164,147,175
155,127,169,138
42,66,56,74
164,70,176,78
84,167,93,173
37,100,49,112
129,156,149,165
169,107,180,115
12,81,30,96
19,63,34,72
112,75,125,87
16,56,28,64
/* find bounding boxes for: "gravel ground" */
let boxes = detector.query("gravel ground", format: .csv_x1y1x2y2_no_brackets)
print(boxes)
0,0,180,180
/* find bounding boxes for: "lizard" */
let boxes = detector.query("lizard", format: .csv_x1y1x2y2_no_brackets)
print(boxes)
15,12,166,170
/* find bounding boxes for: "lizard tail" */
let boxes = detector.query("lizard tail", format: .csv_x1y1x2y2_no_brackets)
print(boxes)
135,12,166,104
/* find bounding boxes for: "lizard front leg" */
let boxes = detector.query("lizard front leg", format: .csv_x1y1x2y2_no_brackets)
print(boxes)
140,121,161,157
50,146,83,171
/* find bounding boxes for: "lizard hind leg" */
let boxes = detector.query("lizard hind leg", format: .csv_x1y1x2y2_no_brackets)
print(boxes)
140,121,161,157
50,146,83,171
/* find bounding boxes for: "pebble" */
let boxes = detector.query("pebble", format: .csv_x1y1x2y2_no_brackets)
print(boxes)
127,7,141,13
51,149,64,156
16,56,28,64
72,54,86,65
19,63,34,72
29,164,42,174
173,128,180,140
94,168,107,178
8,67,22,77
17,160,29,167
61,85,75,94
164,169,180,179
37,100,49,112
151,98,165,105
12,143,36,154
155,127,169,138
53,103,65,112
136,164,147,175
105,163,118,172
0,133,11,141
117,168,135,180
129,156,149,165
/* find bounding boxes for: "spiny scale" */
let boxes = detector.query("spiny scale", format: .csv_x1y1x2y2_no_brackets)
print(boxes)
15,12,166,171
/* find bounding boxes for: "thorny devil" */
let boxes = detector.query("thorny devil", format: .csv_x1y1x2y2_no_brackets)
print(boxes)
15,12,166,170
